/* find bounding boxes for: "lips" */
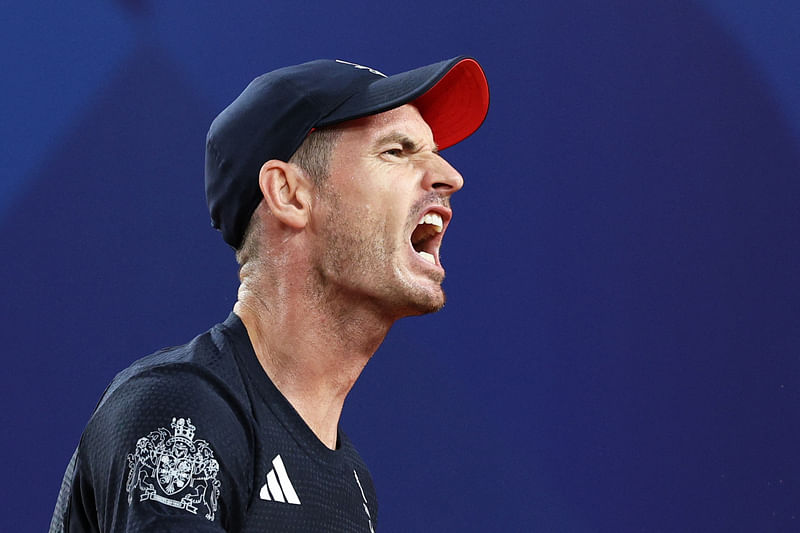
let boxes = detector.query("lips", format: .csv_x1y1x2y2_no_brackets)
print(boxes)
410,209,449,266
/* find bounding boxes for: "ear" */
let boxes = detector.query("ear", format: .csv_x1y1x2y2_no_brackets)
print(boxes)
258,160,313,229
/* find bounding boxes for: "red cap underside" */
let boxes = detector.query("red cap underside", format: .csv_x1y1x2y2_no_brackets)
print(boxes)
413,58,490,150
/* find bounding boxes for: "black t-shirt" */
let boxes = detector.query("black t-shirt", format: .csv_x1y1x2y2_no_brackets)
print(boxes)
50,313,378,532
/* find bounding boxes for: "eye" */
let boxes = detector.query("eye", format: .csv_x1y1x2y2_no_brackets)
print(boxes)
382,148,403,158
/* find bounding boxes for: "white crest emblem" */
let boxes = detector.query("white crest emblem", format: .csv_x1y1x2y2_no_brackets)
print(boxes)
335,59,387,78
126,417,221,521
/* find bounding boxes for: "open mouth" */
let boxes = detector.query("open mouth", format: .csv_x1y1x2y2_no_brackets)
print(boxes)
410,211,445,265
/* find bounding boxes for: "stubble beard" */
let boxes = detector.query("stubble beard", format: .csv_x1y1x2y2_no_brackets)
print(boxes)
317,191,446,319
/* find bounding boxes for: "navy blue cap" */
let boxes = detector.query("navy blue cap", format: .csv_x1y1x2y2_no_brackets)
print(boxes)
205,56,490,249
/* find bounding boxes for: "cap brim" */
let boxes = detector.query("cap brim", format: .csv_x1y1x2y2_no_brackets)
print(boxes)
413,58,489,149
318,56,489,149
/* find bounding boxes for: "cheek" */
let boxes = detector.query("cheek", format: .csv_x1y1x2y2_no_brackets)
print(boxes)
356,189,402,226
376,197,410,240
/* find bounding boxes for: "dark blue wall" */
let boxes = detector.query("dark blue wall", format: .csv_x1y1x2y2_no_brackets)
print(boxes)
3,2,799,531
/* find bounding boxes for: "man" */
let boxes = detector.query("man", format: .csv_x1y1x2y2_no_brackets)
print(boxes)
50,56,489,532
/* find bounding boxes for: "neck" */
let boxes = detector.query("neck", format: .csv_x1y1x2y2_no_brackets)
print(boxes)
234,269,393,450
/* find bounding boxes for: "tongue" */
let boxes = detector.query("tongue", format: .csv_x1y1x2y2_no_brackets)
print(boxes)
411,223,436,252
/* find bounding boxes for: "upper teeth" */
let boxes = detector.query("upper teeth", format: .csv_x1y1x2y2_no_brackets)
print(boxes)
420,213,443,232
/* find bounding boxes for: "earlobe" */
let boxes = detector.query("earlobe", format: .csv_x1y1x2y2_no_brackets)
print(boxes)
258,160,311,229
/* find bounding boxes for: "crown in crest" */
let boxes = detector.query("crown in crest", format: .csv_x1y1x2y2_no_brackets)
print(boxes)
171,417,196,441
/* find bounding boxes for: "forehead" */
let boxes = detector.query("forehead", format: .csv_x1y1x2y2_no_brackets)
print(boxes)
334,104,436,150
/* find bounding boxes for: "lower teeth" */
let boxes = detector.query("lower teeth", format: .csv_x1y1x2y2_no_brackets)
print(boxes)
418,251,435,264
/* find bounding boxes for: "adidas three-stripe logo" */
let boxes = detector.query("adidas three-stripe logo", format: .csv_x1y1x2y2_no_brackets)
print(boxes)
259,455,301,505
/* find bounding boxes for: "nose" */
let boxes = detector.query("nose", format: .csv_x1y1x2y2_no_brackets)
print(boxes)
422,154,464,195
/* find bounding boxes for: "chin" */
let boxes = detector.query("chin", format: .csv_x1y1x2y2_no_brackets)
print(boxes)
398,287,447,317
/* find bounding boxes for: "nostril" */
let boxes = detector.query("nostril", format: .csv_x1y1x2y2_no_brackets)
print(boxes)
432,171,463,190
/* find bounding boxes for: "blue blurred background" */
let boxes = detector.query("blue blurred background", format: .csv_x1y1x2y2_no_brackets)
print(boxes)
2,1,799,531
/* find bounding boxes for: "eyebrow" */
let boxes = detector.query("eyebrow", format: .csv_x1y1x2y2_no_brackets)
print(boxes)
373,131,439,154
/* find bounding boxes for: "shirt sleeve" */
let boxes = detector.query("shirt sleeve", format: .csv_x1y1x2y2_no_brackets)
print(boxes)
66,363,253,532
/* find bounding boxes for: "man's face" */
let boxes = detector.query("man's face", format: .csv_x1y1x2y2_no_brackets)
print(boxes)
309,104,464,318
